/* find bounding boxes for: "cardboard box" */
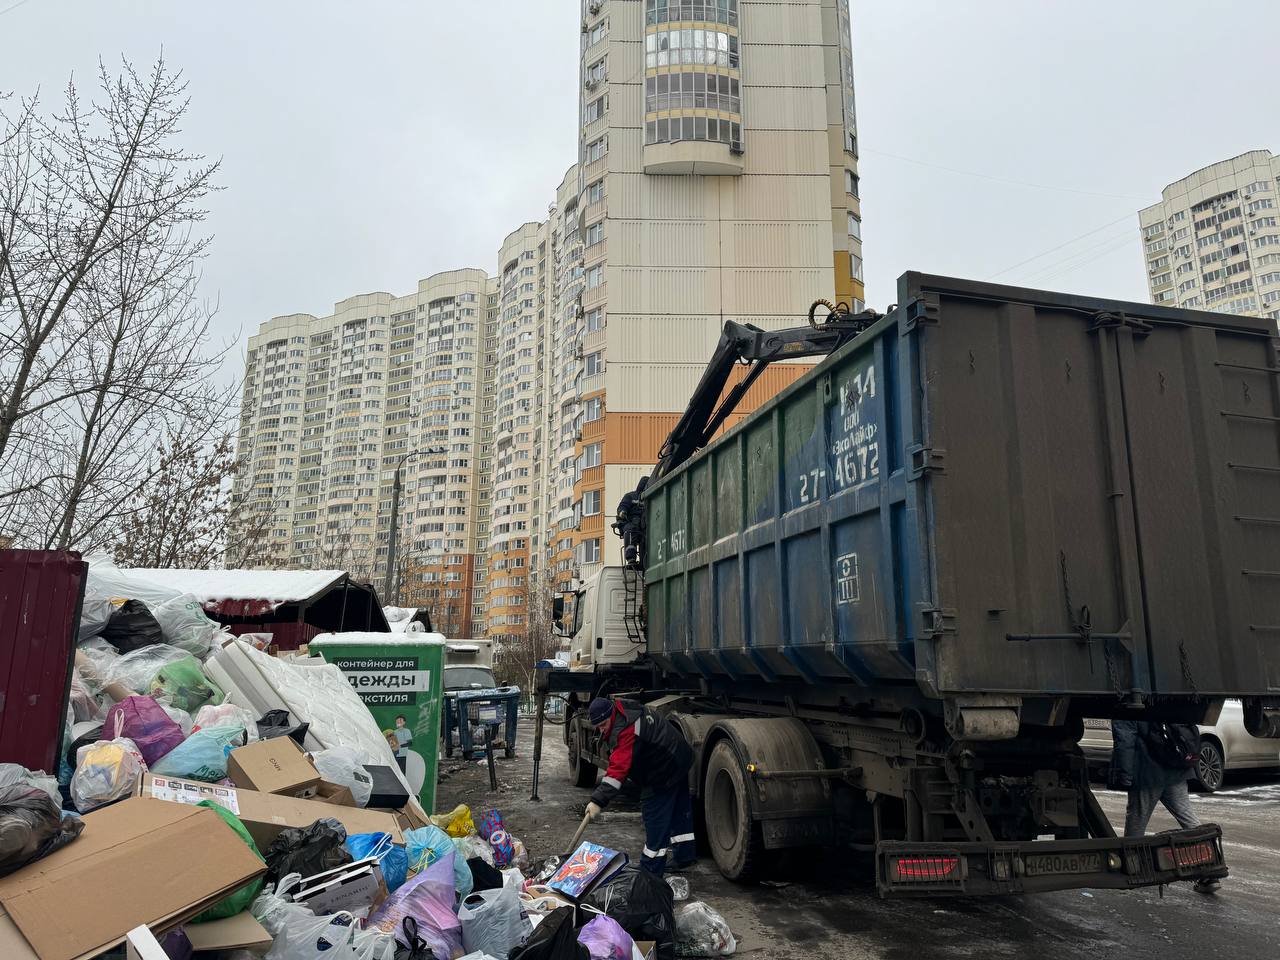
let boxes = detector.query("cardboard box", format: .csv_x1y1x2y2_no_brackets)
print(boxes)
0,797,265,960
138,773,403,849
227,737,322,798
184,911,272,955
314,780,356,807
293,857,387,918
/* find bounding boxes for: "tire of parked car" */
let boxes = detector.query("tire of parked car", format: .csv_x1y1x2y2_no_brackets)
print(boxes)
1193,737,1225,793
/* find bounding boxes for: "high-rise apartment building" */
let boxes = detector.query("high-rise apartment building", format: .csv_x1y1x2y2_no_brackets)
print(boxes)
231,269,494,638
570,0,864,573
233,0,863,637
1139,150,1280,322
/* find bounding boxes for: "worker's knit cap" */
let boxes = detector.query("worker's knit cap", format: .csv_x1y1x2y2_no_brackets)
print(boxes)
588,697,614,726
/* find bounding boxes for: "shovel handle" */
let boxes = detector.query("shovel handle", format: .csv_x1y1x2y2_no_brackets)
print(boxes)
566,811,591,854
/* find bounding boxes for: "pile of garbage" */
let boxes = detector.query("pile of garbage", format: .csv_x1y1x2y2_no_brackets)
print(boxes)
0,558,737,959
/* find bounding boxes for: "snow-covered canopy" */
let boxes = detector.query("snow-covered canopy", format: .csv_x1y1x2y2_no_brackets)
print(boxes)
98,566,347,608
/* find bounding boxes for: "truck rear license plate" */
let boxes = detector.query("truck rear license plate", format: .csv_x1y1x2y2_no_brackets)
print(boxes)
1024,852,1102,876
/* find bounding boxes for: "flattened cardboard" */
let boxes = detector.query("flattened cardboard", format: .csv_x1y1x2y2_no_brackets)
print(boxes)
227,737,321,797
0,907,39,960
184,911,272,955
138,773,403,849
0,798,265,960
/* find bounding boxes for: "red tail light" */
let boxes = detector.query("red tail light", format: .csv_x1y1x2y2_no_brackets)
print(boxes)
1156,841,1218,871
893,856,960,882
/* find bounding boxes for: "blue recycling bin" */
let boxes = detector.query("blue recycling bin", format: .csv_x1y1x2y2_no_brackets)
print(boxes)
443,687,520,759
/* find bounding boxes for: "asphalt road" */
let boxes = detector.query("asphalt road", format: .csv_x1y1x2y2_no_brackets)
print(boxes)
435,719,1280,959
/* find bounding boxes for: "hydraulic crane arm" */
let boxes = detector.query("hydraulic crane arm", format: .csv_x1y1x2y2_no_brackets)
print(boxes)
613,300,878,568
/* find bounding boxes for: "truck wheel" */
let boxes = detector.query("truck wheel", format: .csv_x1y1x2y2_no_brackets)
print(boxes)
704,740,765,881
568,724,598,788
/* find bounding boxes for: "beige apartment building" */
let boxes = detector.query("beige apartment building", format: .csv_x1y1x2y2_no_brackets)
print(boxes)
1139,150,1280,322
568,0,864,573
231,269,494,638
233,0,863,639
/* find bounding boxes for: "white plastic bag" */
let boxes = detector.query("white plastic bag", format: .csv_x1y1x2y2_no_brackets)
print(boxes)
0,764,60,807
310,746,374,808
103,643,188,694
459,883,531,958
675,902,736,957
151,594,226,657
71,737,147,812
253,877,397,960
194,702,259,740
159,703,195,736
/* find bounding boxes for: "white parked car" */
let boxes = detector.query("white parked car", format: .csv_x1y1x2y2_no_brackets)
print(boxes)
1080,700,1280,792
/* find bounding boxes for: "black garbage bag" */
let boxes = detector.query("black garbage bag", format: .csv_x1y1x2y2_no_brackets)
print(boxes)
509,906,586,960
581,866,676,960
0,785,84,877
393,917,435,960
256,709,310,746
263,817,352,883
466,856,504,892
100,599,163,653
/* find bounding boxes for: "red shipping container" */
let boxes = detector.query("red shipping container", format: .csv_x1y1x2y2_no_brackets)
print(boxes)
0,550,85,772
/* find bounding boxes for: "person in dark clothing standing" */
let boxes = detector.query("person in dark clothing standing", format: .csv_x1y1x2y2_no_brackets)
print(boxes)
1111,719,1219,893
584,697,696,876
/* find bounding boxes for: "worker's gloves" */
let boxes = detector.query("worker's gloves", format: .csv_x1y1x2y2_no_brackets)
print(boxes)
585,802,602,820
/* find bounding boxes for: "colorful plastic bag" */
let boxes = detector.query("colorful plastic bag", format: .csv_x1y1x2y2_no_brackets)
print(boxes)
346,831,408,892
103,695,184,766
150,724,244,782
367,849,463,959
71,737,147,812
579,914,636,960
430,803,474,838
193,702,258,740
408,825,473,898
149,653,223,713
103,643,188,694
190,800,266,922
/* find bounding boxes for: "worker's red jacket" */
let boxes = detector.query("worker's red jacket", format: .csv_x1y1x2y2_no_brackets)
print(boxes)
590,699,693,808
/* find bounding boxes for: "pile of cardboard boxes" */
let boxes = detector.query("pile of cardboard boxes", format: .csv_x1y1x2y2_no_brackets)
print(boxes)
0,737,419,959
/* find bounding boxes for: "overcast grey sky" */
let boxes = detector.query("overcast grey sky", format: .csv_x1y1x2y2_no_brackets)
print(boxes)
5,1,1279,369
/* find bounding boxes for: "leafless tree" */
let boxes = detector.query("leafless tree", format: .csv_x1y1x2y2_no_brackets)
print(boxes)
494,578,563,692
0,56,227,551
107,429,238,568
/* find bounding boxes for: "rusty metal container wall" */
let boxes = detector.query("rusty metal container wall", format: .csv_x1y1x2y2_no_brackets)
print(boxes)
0,550,86,771
644,273,1280,701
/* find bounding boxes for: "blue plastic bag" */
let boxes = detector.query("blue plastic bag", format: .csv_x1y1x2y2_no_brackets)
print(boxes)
150,724,244,782
406,825,473,899
347,831,409,892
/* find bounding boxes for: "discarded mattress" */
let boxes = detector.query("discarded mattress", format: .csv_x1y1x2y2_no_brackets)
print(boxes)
205,638,408,792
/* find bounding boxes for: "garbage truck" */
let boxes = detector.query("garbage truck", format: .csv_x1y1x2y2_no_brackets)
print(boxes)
531,272,1280,897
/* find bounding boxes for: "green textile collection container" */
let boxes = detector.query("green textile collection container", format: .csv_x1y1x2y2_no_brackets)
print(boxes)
309,632,445,813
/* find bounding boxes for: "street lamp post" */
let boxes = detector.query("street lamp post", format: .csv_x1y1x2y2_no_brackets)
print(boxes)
383,447,445,606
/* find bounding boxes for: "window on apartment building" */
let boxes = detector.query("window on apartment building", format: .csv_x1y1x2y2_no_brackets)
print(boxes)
1253,217,1279,229
587,180,605,204
850,255,863,283
586,58,607,85
586,265,604,289
577,538,602,565
1167,210,1186,224
845,169,859,198
588,19,607,46
1259,271,1280,287
584,96,607,124
1151,272,1172,287
585,136,607,164
1142,223,1164,239
584,396,603,422
848,212,861,242
585,308,604,332
1249,198,1276,213
582,490,602,516
585,221,604,247
582,442,602,468
1145,238,1166,254
585,351,604,376
1148,255,1169,271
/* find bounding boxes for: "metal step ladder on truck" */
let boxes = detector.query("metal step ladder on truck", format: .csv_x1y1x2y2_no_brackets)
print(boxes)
529,272,1280,897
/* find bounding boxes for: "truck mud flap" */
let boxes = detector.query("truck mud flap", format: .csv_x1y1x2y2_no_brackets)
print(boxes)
876,824,1226,897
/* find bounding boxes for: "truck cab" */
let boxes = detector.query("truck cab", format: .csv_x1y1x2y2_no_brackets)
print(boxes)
565,566,643,666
